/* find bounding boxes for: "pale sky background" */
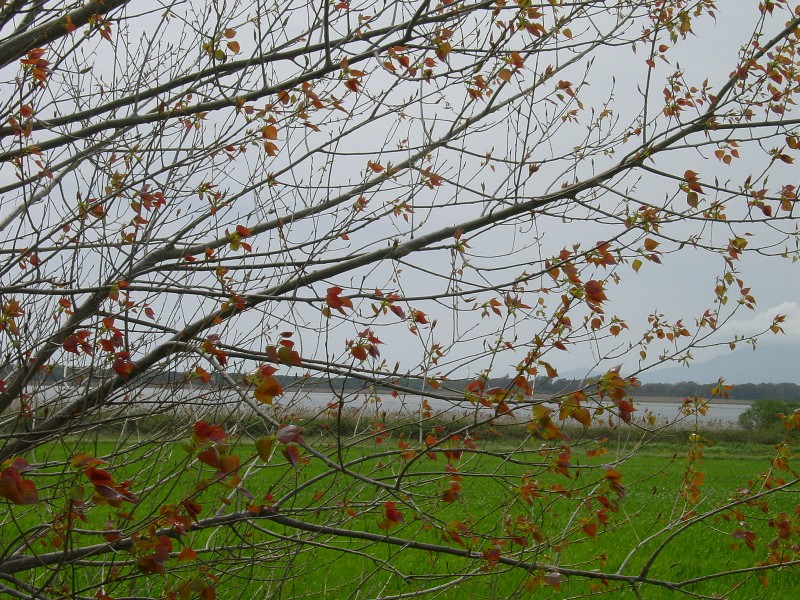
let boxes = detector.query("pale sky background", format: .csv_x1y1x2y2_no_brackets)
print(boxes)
0,1,797,388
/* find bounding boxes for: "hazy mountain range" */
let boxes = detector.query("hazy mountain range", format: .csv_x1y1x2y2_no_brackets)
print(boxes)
556,341,799,385
639,343,799,384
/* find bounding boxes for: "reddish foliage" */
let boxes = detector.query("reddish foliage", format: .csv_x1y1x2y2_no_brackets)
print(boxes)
584,280,607,306
282,446,306,470
0,458,38,505
377,501,405,530
112,352,134,378
194,422,227,444
20,47,49,83
325,286,353,314
277,425,305,444
63,330,93,355
254,376,283,404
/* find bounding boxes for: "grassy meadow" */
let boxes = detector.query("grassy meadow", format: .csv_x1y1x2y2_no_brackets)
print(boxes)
3,428,799,599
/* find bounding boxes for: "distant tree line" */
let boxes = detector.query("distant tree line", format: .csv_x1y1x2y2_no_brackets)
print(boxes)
531,378,800,401
19,366,798,402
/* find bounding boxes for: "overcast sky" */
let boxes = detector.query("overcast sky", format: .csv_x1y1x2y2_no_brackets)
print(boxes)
1,0,797,390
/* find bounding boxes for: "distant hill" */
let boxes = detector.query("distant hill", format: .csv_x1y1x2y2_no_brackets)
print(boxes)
640,343,800,385
555,342,799,386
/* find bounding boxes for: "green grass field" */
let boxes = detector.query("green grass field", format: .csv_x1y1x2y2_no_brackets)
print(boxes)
248,443,800,599
3,434,799,599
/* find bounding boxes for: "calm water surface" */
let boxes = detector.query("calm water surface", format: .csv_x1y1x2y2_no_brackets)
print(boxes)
41,385,751,427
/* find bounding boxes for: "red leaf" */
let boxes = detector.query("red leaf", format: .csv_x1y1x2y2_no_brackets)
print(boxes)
178,546,198,562
200,586,217,600
137,556,165,575
350,345,368,361
325,286,353,314
92,484,126,503
584,280,607,306
99,24,113,44
277,425,305,444
441,482,461,503
197,448,220,469
112,353,134,378
0,460,38,505
63,330,93,355
182,498,203,522
282,446,303,470
84,467,115,487
194,421,227,444
259,364,278,376
378,500,405,530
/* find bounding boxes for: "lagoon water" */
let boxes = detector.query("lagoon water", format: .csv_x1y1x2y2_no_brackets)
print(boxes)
285,392,749,427
35,383,751,428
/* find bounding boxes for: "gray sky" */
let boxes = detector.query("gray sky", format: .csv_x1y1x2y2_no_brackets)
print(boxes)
0,0,797,391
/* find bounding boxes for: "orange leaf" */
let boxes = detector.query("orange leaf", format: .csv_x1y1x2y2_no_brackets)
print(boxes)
262,125,278,140
350,345,368,361
177,547,198,562
254,376,283,404
218,454,240,475
71,453,106,469
325,286,353,314
584,280,607,306
571,407,591,427
0,459,38,505
263,141,279,156
195,366,212,383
